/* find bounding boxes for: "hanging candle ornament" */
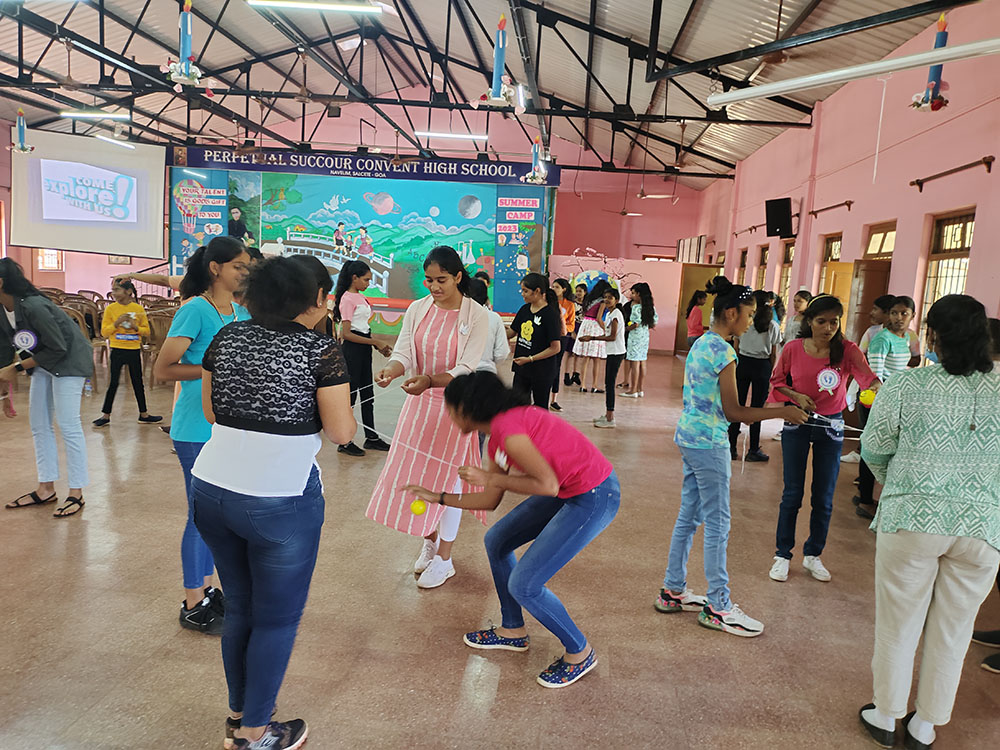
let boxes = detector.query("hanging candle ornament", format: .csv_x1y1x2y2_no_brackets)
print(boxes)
911,14,950,111
520,135,549,184
492,14,507,99
469,14,524,113
10,109,35,153
162,0,203,89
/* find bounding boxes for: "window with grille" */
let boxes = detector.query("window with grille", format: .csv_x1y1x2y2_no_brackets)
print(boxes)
823,235,842,261
36,248,64,271
737,248,747,284
642,254,672,262
778,241,795,302
865,223,896,258
716,250,726,266
755,246,769,289
921,212,975,327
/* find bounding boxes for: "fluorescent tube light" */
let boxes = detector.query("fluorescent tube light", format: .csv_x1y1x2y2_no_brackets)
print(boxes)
414,131,488,141
95,134,135,149
183,169,208,179
517,84,526,109
337,36,367,51
60,110,131,120
707,36,1000,109
246,1,382,12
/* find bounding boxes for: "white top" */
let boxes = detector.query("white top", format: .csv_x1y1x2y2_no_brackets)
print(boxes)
477,309,510,374
339,291,372,334
605,308,626,356
193,423,323,497
4,308,15,329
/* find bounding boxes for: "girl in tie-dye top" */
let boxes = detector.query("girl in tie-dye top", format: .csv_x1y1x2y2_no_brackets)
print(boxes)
658,277,806,639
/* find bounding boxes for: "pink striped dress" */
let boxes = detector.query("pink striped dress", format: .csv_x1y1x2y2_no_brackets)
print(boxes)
366,303,486,536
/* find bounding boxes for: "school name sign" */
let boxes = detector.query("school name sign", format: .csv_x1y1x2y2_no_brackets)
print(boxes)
172,147,560,187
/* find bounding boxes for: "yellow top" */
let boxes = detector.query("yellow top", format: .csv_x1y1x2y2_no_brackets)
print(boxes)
101,301,150,350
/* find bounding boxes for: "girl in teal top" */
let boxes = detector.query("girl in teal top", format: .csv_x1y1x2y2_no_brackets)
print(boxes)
154,237,251,635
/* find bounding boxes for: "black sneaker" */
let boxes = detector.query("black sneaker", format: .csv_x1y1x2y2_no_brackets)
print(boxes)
550,402,562,411
225,710,279,749
205,586,226,617
363,438,391,452
232,719,308,750
563,374,572,387
972,629,1000,647
138,414,163,424
338,442,365,457
92,417,110,427
160,425,171,435
180,598,224,635
745,449,769,462
571,373,581,386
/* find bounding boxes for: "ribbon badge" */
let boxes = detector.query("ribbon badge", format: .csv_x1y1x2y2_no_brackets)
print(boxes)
816,367,841,396
13,329,38,352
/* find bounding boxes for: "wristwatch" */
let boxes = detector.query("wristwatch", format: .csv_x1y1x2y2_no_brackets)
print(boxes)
14,361,25,373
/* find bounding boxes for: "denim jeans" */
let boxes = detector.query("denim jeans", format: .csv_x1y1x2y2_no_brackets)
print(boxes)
775,415,844,560
174,440,215,589
484,471,620,653
663,445,733,611
29,368,88,487
192,467,325,727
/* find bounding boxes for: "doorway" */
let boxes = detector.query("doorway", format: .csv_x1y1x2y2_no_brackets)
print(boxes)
675,264,721,352
845,259,891,343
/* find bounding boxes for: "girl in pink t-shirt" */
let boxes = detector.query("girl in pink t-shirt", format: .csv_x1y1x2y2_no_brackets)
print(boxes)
405,371,619,689
767,294,880,584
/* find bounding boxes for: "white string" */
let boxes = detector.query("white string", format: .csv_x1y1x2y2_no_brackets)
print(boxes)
873,74,892,184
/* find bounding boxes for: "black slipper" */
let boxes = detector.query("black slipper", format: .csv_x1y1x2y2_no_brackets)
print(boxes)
53,496,85,518
902,711,934,750
859,704,896,749
6,491,58,509
856,503,876,520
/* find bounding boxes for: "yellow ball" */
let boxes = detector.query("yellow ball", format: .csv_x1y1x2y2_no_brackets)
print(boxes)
411,499,427,516
859,389,875,407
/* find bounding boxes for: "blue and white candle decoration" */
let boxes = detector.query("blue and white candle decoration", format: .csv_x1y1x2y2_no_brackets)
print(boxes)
180,0,193,78
531,135,539,172
11,108,34,153
491,15,507,100
911,14,950,111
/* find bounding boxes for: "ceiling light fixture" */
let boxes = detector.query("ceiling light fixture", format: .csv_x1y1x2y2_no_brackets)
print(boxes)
414,130,488,141
95,134,135,149
183,169,209,179
60,110,131,120
246,0,382,13
337,36,367,51
707,36,1000,108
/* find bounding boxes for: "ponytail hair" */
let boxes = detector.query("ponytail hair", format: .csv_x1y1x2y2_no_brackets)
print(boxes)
424,246,471,296
685,289,708,318
114,277,138,301
444,371,530,424
178,235,246,300
522,272,558,310
632,282,656,328
583,279,612,310
332,260,370,322
800,294,845,367
705,275,752,318
751,290,773,333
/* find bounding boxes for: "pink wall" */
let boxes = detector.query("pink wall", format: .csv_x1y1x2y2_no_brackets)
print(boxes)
703,0,1000,317
548,253,683,353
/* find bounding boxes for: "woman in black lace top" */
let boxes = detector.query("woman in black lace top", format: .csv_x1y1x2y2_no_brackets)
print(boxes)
189,257,356,750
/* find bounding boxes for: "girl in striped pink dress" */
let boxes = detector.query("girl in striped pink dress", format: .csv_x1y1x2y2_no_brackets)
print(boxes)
367,246,490,589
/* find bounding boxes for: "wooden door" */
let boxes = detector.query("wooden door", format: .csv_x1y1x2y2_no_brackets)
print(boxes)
675,264,721,352
845,260,891,343
821,261,854,302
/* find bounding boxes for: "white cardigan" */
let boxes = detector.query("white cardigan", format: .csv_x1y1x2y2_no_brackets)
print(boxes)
389,294,490,379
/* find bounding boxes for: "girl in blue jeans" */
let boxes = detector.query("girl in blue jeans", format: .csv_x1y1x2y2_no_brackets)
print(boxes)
405,371,620,688
192,257,356,749
154,237,251,634
658,277,806,638
767,294,879,584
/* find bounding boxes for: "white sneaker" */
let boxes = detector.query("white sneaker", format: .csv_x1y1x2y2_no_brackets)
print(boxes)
840,450,861,464
772,433,783,441
593,416,616,428
698,603,764,637
414,538,439,574
769,556,789,582
803,555,832,582
621,391,641,399
417,555,455,589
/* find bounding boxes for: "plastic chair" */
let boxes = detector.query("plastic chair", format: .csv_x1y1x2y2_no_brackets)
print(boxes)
58,306,100,390
144,311,176,389
76,290,103,304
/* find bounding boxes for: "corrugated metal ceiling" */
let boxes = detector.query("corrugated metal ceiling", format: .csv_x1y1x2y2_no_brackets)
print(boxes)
0,0,951,187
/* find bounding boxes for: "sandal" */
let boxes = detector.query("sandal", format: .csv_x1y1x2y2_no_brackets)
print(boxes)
53,496,85,518
6,491,58,509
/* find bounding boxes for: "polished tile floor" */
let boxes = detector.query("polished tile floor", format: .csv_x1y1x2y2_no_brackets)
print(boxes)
2,356,997,749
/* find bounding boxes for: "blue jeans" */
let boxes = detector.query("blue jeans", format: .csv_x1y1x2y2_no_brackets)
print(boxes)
29,368,88,487
775,415,844,560
484,471,620,653
174,440,215,589
663,445,733,611
192,467,325,727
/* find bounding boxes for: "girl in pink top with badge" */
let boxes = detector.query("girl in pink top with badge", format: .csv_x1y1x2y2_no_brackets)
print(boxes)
767,294,880,584
405,371,619,689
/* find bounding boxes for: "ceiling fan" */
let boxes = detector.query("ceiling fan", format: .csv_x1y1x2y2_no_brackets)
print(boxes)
603,170,642,217
636,130,675,200
381,130,424,167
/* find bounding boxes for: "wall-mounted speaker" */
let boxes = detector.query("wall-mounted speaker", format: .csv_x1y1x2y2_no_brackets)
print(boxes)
765,197,794,238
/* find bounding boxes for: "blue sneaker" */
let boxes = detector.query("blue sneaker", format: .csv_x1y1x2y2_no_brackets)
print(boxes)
463,626,530,652
536,649,598,688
